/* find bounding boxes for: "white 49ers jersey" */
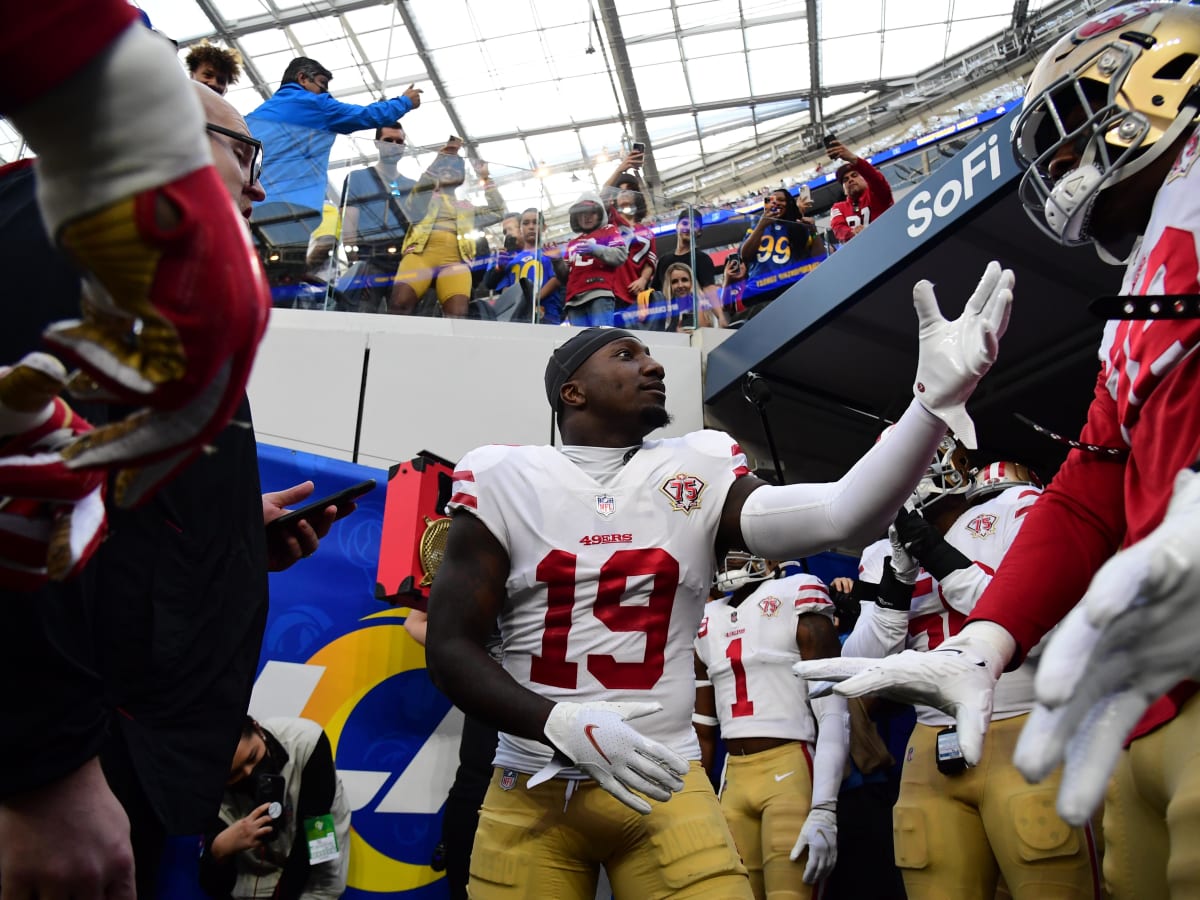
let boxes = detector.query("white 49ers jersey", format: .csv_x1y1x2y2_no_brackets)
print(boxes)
694,574,834,741
849,485,1042,727
448,430,749,776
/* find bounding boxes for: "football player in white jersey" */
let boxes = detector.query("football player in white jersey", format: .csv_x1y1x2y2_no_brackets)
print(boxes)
694,553,847,899
425,266,1011,900
794,7,1200,896
835,454,1101,899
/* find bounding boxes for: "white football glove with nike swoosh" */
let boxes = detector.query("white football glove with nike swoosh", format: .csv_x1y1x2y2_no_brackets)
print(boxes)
792,620,1015,766
529,700,689,815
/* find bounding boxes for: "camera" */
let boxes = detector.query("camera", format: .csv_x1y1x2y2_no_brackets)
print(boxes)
631,141,645,154
822,133,839,148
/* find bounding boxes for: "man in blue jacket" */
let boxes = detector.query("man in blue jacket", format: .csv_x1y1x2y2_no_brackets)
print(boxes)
247,57,422,215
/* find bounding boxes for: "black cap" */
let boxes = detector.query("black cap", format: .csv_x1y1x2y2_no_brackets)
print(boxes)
544,328,636,410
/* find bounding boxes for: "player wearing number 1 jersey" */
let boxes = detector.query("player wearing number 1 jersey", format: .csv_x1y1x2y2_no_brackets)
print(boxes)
694,557,848,899
426,261,1011,899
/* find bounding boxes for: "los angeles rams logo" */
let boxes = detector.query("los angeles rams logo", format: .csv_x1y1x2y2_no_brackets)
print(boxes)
660,473,706,514
758,596,781,617
965,513,998,539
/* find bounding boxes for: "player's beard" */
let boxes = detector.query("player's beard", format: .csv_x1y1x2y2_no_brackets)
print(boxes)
642,404,672,432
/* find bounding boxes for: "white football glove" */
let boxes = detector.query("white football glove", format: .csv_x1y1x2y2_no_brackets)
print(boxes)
792,620,1014,766
790,805,837,883
912,260,1013,449
1014,467,1200,825
888,524,919,585
529,700,688,815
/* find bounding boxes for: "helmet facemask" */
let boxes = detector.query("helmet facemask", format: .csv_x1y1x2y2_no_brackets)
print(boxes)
910,435,973,512
1013,5,1200,249
713,551,775,593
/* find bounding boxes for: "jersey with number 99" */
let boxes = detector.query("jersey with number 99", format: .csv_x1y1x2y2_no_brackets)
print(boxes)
695,574,834,741
447,431,750,776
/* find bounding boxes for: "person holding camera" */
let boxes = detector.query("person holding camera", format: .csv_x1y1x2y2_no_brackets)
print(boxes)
826,139,893,244
388,138,505,318
199,716,350,900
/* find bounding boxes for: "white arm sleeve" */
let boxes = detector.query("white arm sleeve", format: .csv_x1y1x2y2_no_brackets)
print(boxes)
842,601,910,659
739,399,945,559
809,693,849,808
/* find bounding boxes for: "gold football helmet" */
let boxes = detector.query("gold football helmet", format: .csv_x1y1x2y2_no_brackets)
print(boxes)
966,461,1043,502
1013,2,1200,245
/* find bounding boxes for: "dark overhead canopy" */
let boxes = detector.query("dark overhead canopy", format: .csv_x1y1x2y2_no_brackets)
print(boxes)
703,108,1122,486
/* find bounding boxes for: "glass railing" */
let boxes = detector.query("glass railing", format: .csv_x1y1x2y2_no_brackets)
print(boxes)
241,116,992,329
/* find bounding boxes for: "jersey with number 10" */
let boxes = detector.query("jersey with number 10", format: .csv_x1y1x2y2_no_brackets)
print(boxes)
448,431,750,776
694,574,834,741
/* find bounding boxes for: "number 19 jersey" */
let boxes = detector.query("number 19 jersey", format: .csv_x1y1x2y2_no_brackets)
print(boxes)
448,430,750,776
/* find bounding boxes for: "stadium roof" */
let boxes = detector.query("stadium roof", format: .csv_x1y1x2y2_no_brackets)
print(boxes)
0,0,1107,212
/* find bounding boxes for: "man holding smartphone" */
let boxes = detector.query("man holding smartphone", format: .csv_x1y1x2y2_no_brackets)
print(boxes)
0,84,356,900
826,138,894,244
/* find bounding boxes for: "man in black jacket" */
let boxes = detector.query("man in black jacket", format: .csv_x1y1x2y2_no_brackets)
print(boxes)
0,85,348,900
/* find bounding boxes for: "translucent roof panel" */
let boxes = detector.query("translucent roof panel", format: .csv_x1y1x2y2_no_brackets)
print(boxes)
0,0,1095,192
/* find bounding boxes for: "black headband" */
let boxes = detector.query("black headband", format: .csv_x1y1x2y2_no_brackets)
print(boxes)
544,328,636,410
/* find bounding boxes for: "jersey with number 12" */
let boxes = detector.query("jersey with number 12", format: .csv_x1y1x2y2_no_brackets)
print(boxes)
448,431,750,776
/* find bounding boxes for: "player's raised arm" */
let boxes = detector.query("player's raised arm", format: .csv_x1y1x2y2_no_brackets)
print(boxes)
717,260,1014,559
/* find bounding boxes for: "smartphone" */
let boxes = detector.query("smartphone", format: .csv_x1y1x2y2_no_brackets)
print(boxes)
253,772,286,836
822,133,838,148
797,184,812,206
631,141,645,154
266,479,376,533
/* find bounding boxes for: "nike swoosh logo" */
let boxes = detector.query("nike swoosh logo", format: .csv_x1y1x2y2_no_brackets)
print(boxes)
774,771,794,782
584,724,612,764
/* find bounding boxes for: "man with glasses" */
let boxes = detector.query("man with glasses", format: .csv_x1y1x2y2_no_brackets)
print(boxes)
0,83,351,900
246,57,423,223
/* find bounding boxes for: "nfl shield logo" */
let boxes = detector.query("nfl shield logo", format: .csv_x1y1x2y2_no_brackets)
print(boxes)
500,769,518,791
596,495,616,517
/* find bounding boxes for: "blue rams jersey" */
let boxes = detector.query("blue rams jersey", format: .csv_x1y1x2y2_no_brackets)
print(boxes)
743,221,826,302
495,248,564,323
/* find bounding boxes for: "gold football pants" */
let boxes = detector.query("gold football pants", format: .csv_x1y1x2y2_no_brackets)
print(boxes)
468,762,752,900
894,716,1101,900
719,741,819,900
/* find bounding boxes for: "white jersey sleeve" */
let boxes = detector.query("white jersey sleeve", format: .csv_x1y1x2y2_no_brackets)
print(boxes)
842,539,911,659
449,432,749,776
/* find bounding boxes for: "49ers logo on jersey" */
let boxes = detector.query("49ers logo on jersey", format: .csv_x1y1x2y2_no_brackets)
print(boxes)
758,596,781,617
965,513,998,539
661,473,706,514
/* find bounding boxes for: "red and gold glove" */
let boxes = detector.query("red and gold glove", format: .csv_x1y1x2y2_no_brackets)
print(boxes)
0,353,106,590
43,166,271,506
